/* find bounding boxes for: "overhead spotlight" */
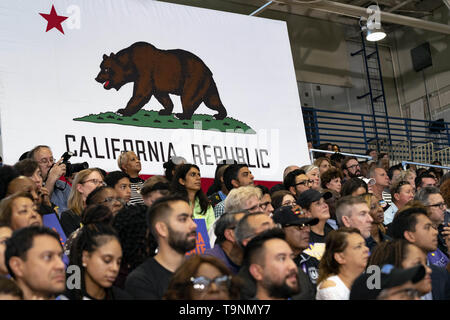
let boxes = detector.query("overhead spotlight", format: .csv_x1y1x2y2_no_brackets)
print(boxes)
366,26,386,41
361,4,387,42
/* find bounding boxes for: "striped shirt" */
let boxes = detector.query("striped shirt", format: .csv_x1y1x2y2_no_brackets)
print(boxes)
382,190,392,205
129,177,145,205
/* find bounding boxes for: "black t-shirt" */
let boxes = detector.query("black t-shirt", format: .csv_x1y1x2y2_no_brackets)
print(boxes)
309,223,334,244
60,209,81,237
62,286,132,300
124,257,173,300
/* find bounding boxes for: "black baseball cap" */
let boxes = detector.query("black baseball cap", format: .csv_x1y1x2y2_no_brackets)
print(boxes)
349,264,426,300
296,189,332,209
272,205,319,227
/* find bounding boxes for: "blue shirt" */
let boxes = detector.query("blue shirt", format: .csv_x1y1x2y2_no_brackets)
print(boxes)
50,180,72,217
203,244,240,275
218,191,227,201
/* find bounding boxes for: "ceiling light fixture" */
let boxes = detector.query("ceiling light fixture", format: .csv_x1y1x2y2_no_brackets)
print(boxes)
366,26,386,41
360,4,386,42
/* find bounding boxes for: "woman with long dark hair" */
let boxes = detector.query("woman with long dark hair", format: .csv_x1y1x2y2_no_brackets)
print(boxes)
171,164,215,231
62,212,130,300
112,202,156,289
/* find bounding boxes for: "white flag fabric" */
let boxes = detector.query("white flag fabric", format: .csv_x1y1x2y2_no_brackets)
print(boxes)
0,0,309,181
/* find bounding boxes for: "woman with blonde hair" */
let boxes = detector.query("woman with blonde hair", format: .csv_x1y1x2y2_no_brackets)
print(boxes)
314,157,332,175
117,151,145,205
300,164,320,190
316,227,369,300
60,168,105,237
393,170,417,191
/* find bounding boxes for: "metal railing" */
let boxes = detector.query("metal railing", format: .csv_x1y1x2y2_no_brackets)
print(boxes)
309,148,372,163
434,147,450,165
401,161,450,171
302,108,450,161
411,142,434,164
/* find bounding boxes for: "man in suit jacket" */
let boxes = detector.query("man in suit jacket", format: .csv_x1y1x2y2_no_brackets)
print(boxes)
430,265,450,300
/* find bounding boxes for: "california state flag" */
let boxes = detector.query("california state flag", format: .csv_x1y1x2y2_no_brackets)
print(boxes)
0,0,309,181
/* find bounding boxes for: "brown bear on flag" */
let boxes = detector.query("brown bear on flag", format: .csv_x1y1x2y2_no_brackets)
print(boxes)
95,42,227,120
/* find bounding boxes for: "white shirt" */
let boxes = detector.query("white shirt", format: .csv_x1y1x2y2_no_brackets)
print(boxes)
316,275,350,300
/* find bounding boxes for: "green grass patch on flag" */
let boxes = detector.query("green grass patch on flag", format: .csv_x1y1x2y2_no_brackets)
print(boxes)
73,110,256,134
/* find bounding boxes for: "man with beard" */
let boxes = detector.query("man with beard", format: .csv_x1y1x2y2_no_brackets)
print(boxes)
341,157,362,182
125,195,197,299
244,228,300,300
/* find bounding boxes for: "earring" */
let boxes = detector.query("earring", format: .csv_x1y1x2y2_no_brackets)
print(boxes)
82,263,87,267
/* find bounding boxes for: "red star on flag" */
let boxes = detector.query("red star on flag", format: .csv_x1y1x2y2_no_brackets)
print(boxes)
39,5,68,34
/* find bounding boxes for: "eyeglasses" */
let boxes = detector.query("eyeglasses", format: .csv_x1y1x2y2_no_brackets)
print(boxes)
103,197,125,205
190,275,231,292
294,180,313,187
427,202,447,210
281,200,296,207
260,201,272,210
37,157,55,165
346,164,360,170
286,224,310,231
82,179,106,186
245,203,264,212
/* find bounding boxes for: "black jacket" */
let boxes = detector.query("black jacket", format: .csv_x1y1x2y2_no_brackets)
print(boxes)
60,209,81,237
430,265,450,300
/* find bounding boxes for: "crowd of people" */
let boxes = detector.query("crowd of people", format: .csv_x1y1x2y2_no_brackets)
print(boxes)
0,143,449,300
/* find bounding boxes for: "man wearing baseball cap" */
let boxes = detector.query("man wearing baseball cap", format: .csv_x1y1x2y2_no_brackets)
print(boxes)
350,264,425,300
272,205,320,298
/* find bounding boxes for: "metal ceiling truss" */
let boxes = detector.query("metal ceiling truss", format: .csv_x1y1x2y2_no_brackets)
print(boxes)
247,0,450,35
